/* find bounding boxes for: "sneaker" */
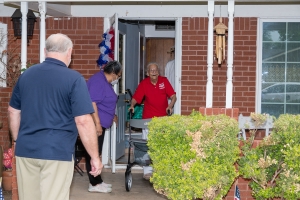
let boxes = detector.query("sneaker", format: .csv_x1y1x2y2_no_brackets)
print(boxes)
100,182,112,188
143,173,152,180
88,183,112,193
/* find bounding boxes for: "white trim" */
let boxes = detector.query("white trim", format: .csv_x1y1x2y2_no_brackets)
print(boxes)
39,1,46,62
206,1,214,108
138,32,141,84
174,17,182,115
103,17,110,32
71,5,300,18
111,13,119,174
225,0,234,108
144,25,175,38
20,2,28,71
120,32,126,93
256,18,262,113
1,3,300,18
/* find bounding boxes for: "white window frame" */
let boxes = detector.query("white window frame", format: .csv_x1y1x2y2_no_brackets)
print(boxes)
256,18,300,115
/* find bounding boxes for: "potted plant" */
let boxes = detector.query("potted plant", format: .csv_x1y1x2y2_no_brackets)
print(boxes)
2,147,13,191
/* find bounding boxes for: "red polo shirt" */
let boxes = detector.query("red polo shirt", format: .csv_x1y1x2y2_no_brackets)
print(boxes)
133,76,175,119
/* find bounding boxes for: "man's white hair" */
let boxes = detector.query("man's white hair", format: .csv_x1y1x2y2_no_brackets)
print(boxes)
45,33,73,54
147,62,159,71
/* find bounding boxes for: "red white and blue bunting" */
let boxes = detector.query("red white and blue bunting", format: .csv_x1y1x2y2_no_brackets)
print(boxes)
97,27,115,69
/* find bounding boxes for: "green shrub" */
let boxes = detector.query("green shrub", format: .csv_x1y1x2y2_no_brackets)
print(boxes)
147,112,240,200
238,114,300,200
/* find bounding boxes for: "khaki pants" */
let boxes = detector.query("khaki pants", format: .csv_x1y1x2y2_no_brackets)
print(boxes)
16,156,74,200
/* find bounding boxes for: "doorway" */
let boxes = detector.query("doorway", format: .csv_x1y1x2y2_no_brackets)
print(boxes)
116,19,176,165
146,38,175,76
102,16,182,171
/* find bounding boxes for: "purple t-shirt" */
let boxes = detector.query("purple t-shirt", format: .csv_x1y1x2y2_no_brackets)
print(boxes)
87,70,118,128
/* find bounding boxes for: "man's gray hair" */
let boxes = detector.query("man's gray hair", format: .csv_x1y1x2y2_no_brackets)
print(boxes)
147,62,159,71
45,33,73,54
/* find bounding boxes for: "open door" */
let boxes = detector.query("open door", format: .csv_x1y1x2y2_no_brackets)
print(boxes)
139,32,145,83
109,13,127,173
115,31,127,161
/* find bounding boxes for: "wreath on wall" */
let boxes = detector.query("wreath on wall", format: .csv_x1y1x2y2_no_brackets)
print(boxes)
97,27,115,69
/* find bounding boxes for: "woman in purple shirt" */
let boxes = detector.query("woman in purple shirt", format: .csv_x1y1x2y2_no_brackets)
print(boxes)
85,61,122,193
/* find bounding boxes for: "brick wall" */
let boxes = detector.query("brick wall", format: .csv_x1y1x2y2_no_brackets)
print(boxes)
0,16,104,200
0,16,103,80
182,17,257,116
0,87,12,150
32,17,104,79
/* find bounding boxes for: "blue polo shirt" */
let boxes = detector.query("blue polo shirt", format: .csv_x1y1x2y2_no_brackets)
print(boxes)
9,58,94,161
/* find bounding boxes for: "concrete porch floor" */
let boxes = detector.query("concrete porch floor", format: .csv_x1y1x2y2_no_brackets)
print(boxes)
70,169,167,200
3,169,167,200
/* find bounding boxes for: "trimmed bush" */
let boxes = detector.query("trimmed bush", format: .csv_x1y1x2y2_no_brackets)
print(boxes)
238,114,300,200
147,112,240,200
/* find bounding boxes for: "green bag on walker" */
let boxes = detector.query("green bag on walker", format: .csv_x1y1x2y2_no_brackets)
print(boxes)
127,104,144,120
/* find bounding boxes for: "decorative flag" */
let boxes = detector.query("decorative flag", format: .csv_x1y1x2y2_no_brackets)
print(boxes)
0,177,4,200
234,185,241,200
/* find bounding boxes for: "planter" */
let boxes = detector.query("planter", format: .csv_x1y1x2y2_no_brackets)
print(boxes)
2,170,12,191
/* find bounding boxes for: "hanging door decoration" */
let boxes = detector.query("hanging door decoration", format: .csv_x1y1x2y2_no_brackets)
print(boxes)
97,27,115,69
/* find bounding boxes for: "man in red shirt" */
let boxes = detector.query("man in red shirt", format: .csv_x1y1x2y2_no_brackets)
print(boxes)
129,62,176,180
129,62,177,119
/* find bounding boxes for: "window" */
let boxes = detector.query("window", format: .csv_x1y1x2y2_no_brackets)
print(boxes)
259,19,300,118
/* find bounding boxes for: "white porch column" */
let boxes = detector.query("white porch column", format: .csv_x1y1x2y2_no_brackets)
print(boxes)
174,17,182,115
206,0,214,108
20,2,28,71
39,1,46,62
225,0,235,108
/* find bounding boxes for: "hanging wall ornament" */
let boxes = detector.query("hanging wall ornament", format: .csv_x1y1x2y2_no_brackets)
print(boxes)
214,17,228,65
97,27,115,69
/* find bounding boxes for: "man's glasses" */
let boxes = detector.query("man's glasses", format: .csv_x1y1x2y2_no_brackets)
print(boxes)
149,69,158,73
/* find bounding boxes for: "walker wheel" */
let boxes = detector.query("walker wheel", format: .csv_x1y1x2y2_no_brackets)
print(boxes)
125,171,132,191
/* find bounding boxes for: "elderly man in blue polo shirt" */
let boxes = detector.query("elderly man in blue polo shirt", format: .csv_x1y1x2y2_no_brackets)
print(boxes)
8,33,102,200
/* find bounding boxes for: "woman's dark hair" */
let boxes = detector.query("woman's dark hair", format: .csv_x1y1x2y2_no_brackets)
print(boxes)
103,61,122,74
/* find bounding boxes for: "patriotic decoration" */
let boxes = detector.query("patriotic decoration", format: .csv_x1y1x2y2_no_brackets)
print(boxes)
97,27,115,69
234,185,241,200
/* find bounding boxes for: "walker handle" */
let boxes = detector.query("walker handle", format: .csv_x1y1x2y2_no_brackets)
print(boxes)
126,89,133,98
167,109,172,116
